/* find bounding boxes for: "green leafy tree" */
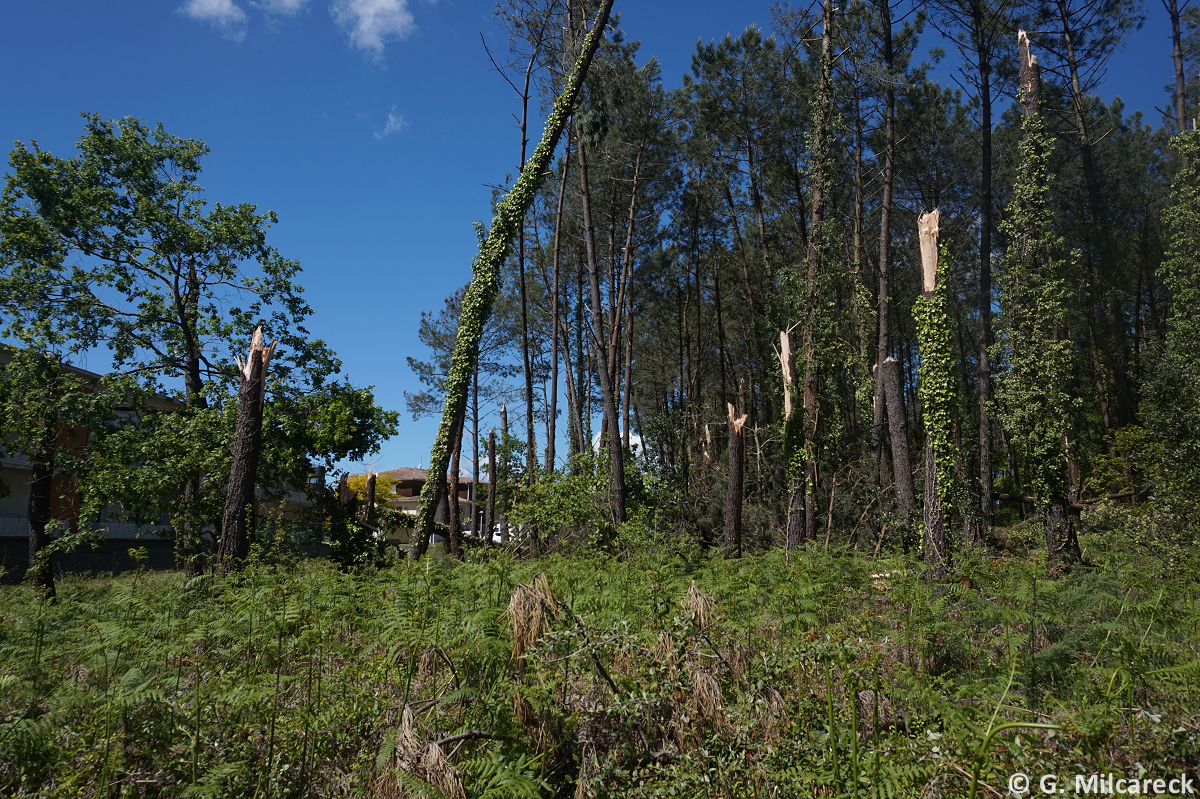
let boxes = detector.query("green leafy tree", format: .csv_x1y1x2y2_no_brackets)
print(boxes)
0,115,396,568
0,345,125,596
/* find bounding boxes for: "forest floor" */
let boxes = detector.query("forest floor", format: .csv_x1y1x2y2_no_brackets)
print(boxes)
1,510,1198,798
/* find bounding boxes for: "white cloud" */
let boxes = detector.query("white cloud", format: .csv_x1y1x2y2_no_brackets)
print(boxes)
181,0,247,41
252,0,309,13
375,107,408,138
332,0,415,55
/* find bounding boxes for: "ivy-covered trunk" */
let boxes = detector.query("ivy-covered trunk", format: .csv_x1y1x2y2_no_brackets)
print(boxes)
411,0,616,559
914,210,954,581
996,32,1081,566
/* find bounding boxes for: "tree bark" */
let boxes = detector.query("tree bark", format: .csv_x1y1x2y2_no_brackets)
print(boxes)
881,357,916,513
546,136,571,474
217,327,276,573
486,428,497,544
971,0,997,538
724,380,747,557
365,471,377,523
578,135,628,528
1168,0,1188,135
873,0,897,490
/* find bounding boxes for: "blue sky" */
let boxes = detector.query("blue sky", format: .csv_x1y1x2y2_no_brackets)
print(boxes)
0,0,1180,476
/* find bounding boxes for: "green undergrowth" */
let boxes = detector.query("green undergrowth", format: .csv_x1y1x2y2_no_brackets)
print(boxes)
1,521,1198,798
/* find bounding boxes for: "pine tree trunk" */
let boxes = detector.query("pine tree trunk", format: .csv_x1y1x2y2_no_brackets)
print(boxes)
882,357,915,513
578,135,628,529
546,137,571,474
974,1,996,537
217,327,276,573
724,380,747,557
486,429,497,544
874,0,897,492
1168,0,1187,135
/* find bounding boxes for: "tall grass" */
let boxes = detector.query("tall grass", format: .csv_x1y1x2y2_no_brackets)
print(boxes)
0,521,1197,797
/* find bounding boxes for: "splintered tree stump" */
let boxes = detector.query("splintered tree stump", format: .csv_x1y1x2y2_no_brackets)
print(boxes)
723,380,747,557
217,327,276,573
916,210,950,581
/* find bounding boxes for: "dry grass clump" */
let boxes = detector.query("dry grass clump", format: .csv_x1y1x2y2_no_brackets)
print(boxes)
683,581,718,630
689,668,726,727
507,572,559,662
372,705,466,799
654,629,678,680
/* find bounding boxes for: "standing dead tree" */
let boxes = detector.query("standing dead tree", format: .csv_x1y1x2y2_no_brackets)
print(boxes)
724,380,747,557
914,211,952,581
217,327,276,573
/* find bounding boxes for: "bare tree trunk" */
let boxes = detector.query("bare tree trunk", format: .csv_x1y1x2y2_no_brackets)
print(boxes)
547,136,571,474
973,0,997,538
724,380,747,557
577,135,628,528
1168,0,1188,135
500,404,510,545
217,328,275,573
365,471,377,522
874,0,897,489
471,362,480,535
882,357,915,513
486,429,497,544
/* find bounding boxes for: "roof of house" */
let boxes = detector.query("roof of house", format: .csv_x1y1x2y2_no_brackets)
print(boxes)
377,467,475,484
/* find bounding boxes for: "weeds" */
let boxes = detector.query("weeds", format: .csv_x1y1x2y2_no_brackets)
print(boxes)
0,518,1197,797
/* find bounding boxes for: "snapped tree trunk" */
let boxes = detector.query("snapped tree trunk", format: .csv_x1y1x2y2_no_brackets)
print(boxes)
780,328,805,551
217,327,276,573
915,211,951,581
724,380,747,557
365,471,377,524
412,0,615,559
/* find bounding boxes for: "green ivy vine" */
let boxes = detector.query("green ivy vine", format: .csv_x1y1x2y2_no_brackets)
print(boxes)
913,254,957,505
413,0,615,556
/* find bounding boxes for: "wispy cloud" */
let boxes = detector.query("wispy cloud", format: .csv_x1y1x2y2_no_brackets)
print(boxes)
252,0,309,13
181,0,247,41
332,0,415,56
375,107,408,138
